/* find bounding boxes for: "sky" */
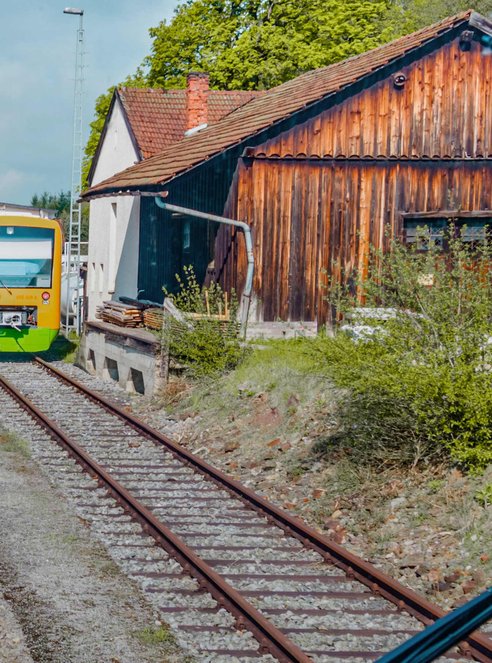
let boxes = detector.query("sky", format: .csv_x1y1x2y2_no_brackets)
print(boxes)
0,0,178,206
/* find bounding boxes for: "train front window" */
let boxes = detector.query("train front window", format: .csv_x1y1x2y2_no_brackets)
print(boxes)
0,226,54,288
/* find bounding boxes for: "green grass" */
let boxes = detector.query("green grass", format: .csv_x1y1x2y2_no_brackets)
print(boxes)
0,432,31,458
179,338,326,408
134,625,176,646
41,332,79,363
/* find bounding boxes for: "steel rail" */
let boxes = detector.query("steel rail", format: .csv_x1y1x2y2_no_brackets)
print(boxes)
34,358,492,662
0,372,311,663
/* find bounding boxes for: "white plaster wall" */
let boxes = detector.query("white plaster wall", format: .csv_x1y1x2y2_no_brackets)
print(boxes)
87,97,141,320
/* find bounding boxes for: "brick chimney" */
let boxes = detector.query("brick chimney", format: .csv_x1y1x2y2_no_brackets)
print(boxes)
186,72,209,134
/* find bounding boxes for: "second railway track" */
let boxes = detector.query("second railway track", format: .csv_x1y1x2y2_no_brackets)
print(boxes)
0,358,491,663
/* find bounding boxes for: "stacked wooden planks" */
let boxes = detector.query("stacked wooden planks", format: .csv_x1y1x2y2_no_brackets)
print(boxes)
143,307,165,330
95,301,143,327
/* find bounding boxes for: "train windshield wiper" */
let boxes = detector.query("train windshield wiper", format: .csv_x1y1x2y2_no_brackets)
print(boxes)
0,277,13,295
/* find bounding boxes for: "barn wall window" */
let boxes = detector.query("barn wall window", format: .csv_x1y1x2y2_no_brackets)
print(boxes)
403,213,491,250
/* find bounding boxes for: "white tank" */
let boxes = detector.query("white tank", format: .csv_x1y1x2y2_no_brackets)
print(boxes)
61,270,83,320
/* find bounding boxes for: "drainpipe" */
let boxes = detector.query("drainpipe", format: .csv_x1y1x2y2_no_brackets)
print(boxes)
154,198,254,336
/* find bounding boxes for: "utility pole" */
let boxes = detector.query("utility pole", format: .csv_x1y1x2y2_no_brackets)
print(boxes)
63,7,85,335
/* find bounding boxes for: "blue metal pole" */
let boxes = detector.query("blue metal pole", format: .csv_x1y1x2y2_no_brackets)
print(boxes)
377,587,492,663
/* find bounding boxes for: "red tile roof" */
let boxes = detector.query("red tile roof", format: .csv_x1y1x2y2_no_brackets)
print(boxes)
84,10,489,198
118,87,263,159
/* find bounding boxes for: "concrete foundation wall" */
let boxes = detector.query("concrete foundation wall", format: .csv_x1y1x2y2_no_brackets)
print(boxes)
245,321,318,339
78,322,164,398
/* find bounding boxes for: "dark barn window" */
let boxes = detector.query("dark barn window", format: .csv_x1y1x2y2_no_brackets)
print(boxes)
403,213,491,251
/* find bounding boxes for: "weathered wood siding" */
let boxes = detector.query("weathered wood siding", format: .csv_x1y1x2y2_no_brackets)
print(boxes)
254,37,492,160
215,35,492,323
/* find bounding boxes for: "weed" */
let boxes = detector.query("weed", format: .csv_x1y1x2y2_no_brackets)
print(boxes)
287,462,310,480
322,229,492,472
475,484,492,507
162,266,245,377
0,432,30,458
135,625,176,646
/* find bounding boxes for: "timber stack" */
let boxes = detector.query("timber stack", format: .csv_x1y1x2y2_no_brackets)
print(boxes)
95,301,143,327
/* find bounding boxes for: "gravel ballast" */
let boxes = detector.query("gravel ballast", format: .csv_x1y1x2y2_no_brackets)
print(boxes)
0,359,474,662
0,438,184,663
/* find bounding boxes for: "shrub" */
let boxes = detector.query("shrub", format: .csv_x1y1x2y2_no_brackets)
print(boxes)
162,267,246,377
320,227,492,471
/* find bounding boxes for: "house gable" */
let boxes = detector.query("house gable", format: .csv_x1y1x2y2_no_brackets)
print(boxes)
90,94,140,187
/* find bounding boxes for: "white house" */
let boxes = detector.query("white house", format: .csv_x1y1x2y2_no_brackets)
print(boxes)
0,201,57,219
86,74,261,319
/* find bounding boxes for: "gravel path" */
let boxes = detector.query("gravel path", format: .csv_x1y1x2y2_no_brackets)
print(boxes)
0,435,186,663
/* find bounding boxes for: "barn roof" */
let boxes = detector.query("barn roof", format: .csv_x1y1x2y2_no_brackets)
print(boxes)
83,10,491,199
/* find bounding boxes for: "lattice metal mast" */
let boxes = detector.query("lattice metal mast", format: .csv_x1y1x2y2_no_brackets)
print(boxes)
63,7,85,334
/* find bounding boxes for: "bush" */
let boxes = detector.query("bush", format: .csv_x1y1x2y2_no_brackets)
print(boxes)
319,227,492,471
163,267,246,377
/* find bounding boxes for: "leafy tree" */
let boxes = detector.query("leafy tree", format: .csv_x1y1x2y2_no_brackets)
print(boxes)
31,191,71,216
146,0,392,90
383,0,492,37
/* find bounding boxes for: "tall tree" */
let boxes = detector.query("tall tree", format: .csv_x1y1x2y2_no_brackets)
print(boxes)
146,0,392,90
31,191,71,216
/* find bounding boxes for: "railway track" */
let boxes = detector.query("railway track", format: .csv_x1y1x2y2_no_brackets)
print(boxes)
0,358,490,663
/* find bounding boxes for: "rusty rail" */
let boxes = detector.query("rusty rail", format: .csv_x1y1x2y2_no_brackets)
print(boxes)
0,371,311,663
6,357,492,662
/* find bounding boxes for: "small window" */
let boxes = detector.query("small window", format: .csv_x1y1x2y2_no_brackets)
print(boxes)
404,218,446,250
403,214,491,251
98,263,104,293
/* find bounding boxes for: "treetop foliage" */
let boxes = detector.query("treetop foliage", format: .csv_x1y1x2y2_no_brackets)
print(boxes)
145,0,391,91
31,191,71,215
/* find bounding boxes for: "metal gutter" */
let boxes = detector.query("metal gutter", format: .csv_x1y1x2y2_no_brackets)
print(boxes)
154,198,254,336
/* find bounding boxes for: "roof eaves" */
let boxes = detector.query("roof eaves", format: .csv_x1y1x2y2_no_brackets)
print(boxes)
469,10,492,36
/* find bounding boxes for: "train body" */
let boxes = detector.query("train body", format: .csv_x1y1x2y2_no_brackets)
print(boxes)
0,214,62,352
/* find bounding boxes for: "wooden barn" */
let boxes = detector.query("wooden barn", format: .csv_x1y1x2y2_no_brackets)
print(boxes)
83,11,492,331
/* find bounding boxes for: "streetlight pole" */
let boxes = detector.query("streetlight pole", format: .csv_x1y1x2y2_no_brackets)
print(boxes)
63,7,85,336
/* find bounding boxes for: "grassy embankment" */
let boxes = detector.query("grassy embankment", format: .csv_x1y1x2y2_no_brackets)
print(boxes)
156,336,492,607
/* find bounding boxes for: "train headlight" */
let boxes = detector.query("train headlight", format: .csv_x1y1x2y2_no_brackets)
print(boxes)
42,291,50,302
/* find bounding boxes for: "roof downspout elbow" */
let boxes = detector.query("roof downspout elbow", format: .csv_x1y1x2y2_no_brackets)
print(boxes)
154,198,254,336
